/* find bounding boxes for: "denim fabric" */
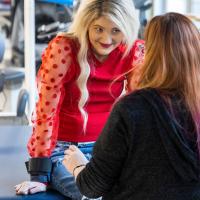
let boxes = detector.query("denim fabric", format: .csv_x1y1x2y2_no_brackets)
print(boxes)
50,141,100,200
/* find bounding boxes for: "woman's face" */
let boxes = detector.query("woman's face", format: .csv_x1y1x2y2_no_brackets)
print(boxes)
88,16,125,61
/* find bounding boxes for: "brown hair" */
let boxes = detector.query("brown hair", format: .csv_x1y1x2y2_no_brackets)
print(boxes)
135,12,200,151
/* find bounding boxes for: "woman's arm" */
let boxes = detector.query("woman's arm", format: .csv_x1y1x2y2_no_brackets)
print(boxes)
28,36,72,158
16,36,75,194
63,100,133,198
26,36,73,183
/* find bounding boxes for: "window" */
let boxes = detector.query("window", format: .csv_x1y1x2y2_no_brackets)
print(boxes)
191,0,200,15
166,0,187,13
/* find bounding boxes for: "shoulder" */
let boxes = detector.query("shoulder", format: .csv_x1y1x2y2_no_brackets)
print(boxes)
108,89,156,131
118,39,145,65
48,34,79,53
131,39,145,62
118,89,148,107
115,89,156,115
133,39,145,48
39,35,79,82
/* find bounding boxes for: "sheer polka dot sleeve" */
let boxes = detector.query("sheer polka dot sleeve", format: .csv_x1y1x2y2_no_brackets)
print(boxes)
126,40,145,92
27,36,73,157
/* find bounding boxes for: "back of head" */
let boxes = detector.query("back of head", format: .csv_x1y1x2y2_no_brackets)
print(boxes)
69,0,139,52
139,12,200,91
138,12,200,152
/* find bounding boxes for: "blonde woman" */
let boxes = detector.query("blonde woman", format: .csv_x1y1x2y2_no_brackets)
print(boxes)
15,0,144,199
63,12,200,200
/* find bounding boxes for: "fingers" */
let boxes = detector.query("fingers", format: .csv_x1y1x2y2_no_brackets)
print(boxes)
64,145,78,154
15,181,46,195
29,187,40,194
69,145,77,151
29,183,46,194
14,184,23,191
62,158,67,166
15,182,30,195
64,149,71,155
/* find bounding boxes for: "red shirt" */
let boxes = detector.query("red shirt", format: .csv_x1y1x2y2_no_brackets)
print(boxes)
27,36,144,157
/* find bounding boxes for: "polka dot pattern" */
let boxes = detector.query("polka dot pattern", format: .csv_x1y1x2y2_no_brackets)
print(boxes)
27,36,73,157
126,41,145,92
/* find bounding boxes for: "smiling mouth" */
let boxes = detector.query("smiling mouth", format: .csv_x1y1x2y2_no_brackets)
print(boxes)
99,43,113,49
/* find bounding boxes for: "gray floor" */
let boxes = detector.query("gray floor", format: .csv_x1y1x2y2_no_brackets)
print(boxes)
0,126,31,197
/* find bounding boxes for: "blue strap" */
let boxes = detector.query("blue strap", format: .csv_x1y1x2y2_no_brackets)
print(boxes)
37,0,73,6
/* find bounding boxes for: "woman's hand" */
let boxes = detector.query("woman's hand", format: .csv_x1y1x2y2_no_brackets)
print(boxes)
15,181,46,195
62,145,89,176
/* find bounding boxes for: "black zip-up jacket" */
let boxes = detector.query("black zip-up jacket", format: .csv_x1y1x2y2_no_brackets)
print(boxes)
76,89,200,200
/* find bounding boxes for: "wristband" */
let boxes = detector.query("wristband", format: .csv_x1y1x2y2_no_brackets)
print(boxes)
72,164,86,176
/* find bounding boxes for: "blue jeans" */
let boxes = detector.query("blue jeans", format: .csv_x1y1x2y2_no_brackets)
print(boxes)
49,141,95,200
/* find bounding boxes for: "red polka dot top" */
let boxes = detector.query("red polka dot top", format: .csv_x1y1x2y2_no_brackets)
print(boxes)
27,35,144,157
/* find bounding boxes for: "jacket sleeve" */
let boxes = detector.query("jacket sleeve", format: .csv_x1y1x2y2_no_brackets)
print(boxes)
26,36,73,182
76,100,132,198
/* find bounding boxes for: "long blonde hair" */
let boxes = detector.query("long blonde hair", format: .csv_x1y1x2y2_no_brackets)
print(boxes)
62,0,139,130
136,12,200,151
